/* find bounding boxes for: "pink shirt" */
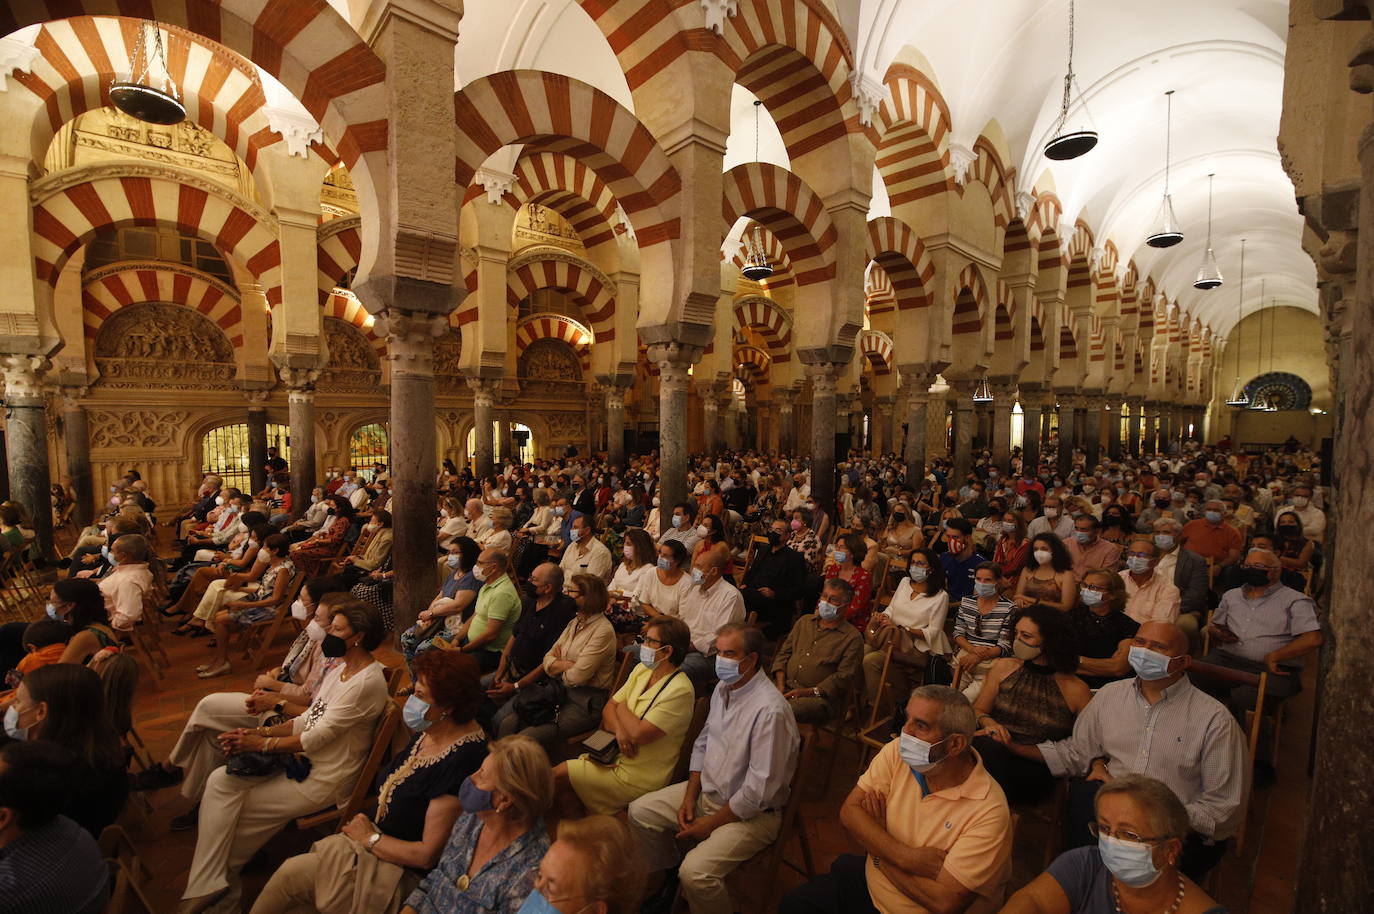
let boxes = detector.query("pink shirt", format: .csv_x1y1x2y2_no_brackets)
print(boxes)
1120,569,1182,625
99,563,153,631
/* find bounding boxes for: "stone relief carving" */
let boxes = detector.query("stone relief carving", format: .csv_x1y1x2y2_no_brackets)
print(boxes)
96,302,235,362
434,332,464,377
545,412,587,440
88,409,189,450
519,338,582,383
323,318,380,370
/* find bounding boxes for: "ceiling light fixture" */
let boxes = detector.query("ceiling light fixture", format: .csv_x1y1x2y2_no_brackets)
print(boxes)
110,20,185,126
972,377,994,403
1146,90,1183,249
1224,239,1250,407
741,99,773,281
1044,0,1098,160
1193,173,1223,290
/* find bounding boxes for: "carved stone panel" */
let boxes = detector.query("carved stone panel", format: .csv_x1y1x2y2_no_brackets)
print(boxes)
87,408,190,451
434,331,463,377
93,302,237,388
320,318,382,389
518,338,583,395
545,412,587,440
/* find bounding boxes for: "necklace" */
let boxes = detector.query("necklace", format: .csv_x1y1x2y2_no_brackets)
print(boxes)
1111,872,1185,914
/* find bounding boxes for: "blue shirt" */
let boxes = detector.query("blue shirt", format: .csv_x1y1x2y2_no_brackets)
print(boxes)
0,814,106,914
940,551,984,602
404,813,549,914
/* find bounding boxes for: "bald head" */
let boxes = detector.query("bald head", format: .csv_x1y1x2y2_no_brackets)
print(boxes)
1136,621,1188,659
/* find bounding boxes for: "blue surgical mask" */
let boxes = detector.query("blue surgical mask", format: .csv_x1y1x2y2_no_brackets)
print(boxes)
446,554,461,568
3,705,26,741
908,565,929,582
459,776,495,813
45,603,59,620
1205,510,1222,524
1074,531,1092,545
691,568,704,585
403,694,432,732
101,544,111,562
515,889,561,914
817,600,840,621
1128,645,1175,681
974,581,997,598
832,550,848,565
1097,834,1163,888
898,731,947,773
1081,589,1104,607
639,644,663,670
671,514,683,529
1153,534,1175,551
656,557,674,571
715,655,742,684
1126,555,1151,575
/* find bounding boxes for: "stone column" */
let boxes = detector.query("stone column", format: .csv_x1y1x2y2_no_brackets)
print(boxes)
874,397,894,456
1157,407,1172,454
1083,397,1104,467
724,401,741,452
468,379,497,478
836,393,852,456
1107,401,1123,459
1,356,54,557
701,390,719,456
775,389,796,454
498,412,513,464
247,398,269,492
1056,398,1077,478
901,372,934,481
59,388,94,530
378,311,447,636
280,369,319,517
948,381,977,483
1128,400,1142,456
650,345,695,536
1143,404,1159,455
1021,396,1043,473
604,386,627,469
806,364,840,515
991,387,1014,473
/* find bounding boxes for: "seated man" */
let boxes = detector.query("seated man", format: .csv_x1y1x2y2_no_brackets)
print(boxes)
677,551,746,684
559,514,612,582
659,501,702,554
939,518,983,603
770,579,863,725
1066,514,1122,580
741,517,808,640
1214,532,1307,594
1032,622,1247,880
1150,518,1210,643
631,623,800,914
0,741,108,914
481,562,578,721
1202,548,1322,775
1119,538,1181,625
1181,501,1243,574
780,685,1012,914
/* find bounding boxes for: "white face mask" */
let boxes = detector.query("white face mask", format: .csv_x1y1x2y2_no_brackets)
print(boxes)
695,524,710,538
290,599,309,621
305,620,327,643
473,564,489,582
1033,549,1053,565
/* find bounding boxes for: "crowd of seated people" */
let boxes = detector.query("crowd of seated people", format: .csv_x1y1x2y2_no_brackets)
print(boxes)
0,438,1332,914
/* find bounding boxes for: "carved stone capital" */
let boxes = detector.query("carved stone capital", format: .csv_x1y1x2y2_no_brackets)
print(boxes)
59,386,90,410
0,34,43,93
374,309,449,380
1,354,50,405
949,144,977,185
805,363,841,398
599,384,627,411
850,71,889,128
263,106,324,158
646,342,700,392
700,0,739,35
279,366,321,395
474,167,516,205
467,378,499,408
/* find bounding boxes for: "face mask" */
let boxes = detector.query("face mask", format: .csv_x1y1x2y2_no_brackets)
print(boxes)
656,557,674,572
1204,510,1222,524
1292,496,1310,508
290,599,309,622
671,515,683,529
1153,534,1175,551
554,506,566,517
790,519,803,531
215,496,225,506
1031,550,1053,567
1074,531,1092,545
908,565,928,582
973,581,997,599
1012,639,1042,661
1081,589,1104,607
1045,508,1060,519
947,538,965,554
833,550,849,565
1277,526,1300,539
446,554,462,569
1097,834,1163,888
516,889,565,914
1126,555,1151,575
459,776,495,813
310,494,320,504
3,705,27,741
715,654,742,684
691,568,704,585
45,602,59,620
817,600,841,621
898,731,948,773
322,633,349,658
1000,522,1016,534
403,694,433,732
305,620,327,643
639,643,663,670
473,564,488,582
1128,645,1175,681
1243,567,1271,588
695,524,711,538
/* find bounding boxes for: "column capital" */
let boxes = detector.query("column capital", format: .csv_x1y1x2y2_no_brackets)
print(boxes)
375,309,449,380
646,342,700,391
804,362,842,396
58,385,89,409
279,366,320,394
467,377,499,408
897,367,937,400
244,388,272,406
1,354,50,405
599,384,628,410
773,388,797,411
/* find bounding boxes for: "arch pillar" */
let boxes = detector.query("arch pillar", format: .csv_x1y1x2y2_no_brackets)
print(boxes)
1020,386,1047,473
805,363,842,516
1056,394,1079,477
648,343,700,537
990,383,1016,472
279,367,320,516
899,368,938,481
468,379,499,478
1128,399,1143,456
1084,395,1105,467
602,383,631,469
1,356,53,557
57,383,94,529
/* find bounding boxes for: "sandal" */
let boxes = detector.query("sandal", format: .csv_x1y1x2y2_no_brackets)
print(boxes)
197,662,231,679
188,627,211,638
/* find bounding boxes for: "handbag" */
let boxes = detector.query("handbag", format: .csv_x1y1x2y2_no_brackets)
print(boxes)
512,676,569,727
225,714,294,778
579,670,683,765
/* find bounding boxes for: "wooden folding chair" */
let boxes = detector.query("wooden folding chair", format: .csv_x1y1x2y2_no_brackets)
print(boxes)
746,731,817,912
237,570,308,670
295,702,402,832
1187,659,1268,854
105,859,158,914
741,535,770,580
669,697,711,785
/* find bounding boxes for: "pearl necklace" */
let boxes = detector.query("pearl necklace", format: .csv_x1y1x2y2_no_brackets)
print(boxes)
1111,872,1185,914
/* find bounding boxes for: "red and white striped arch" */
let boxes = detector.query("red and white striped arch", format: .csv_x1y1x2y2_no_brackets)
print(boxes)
316,216,361,306
728,223,795,291
506,249,617,340
1026,191,1063,244
733,295,793,363
31,169,281,301
858,329,894,374
322,290,385,358
967,138,1016,231
736,44,849,168
734,344,772,382
952,263,990,334
0,2,389,177
515,313,594,371
722,163,836,288
865,264,896,317
512,152,621,250
1067,220,1095,291
876,64,953,209
80,261,243,346
866,216,935,312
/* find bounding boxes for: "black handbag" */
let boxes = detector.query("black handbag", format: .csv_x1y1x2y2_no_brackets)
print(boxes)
512,677,569,727
578,671,683,766
225,714,297,779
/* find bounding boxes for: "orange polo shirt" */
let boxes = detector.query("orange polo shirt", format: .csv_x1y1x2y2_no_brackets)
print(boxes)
16,643,66,675
1182,519,1242,564
857,740,1013,913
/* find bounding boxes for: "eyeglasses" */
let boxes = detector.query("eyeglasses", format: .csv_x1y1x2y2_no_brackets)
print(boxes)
635,634,664,647
1087,822,1167,846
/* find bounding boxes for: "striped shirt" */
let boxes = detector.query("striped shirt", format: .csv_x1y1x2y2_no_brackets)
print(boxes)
1038,676,1248,839
0,814,107,914
952,596,1017,656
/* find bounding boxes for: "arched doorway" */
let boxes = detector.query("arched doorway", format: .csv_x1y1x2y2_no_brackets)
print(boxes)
201,422,291,493
466,422,536,467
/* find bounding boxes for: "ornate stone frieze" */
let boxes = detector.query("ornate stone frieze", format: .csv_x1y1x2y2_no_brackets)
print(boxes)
87,408,189,450
95,302,235,363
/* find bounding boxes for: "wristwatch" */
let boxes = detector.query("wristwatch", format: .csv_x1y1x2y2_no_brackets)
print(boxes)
367,832,382,851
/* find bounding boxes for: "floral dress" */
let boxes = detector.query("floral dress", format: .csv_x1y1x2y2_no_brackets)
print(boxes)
823,562,874,630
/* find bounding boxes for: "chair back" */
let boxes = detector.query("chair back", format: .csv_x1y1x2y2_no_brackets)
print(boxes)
670,697,711,785
295,700,402,832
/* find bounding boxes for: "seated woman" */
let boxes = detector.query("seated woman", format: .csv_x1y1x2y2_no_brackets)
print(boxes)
861,547,953,711
516,488,559,577
951,562,1018,701
53,578,120,667
609,527,656,601
288,496,354,577
526,815,648,914
634,540,693,620
877,501,923,563
993,510,1032,581
351,554,396,629
1001,775,1225,914
4,663,129,837
95,533,162,631
1014,533,1078,612
172,524,272,635
971,605,1092,805
195,534,297,680
689,513,732,575
176,599,391,914
437,497,466,552
164,520,269,617
335,509,393,583
477,507,515,555
1070,569,1139,690
823,533,874,630
250,650,489,914
400,735,554,914
401,536,482,665
495,575,617,755
554,616,695,815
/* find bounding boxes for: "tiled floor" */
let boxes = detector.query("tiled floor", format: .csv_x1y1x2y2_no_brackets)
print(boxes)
122,619,1309,913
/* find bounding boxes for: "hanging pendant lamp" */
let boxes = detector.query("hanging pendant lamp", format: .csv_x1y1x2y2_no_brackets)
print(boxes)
1044,0,1097,160
740,100,773,281
110,20,185,125
1224,239,1250,407
972,377,994,403
1193,173,1223,289
1146,91,1183,249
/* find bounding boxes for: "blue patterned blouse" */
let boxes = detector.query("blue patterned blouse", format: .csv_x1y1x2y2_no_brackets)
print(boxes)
403,812,549,914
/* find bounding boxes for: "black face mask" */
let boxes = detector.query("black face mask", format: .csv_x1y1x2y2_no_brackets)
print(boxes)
322,634,349,658
1277,527,1300,539
767,530,784,547
1242,567,1272,588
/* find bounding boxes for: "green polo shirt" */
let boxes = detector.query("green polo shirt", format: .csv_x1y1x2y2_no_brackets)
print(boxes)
470,573,522,654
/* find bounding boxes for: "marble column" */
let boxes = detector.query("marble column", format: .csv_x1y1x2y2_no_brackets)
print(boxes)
1158,408,1172,454
1021,398,1043,473
949,382,977,483
1056,398,1077,478
901,373,934,481
874,397,894,456
498,412,513,464
991,388,1014,473
806,364,839,515
701,391,719,456
1128,401,1143,456
60,388,94,529
1107,401,1123,460
247,400,269,492
1083,397,1104,468
604,386,627,469
378,311,447,636
724,401,741,452
280,369,319,517
1040,407,1054,463
651,347,693,536
775,390,796,454
468,379,497,478
1143,405,1159,455
836,393,852,456
1,356,54,557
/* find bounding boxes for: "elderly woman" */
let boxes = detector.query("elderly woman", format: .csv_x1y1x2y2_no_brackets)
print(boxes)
336,509,394,583
478,507,515,555
399,735,554,914
250,651,489,914
176,600,391,914
861,547,952,710
525,816,648,914
823,532,874,630
554,616,695,815
1070,568,1139,689
290,496,354,576
406,536,483,664
1002,775,1225,914
516,488,560,576
972,605,1092,804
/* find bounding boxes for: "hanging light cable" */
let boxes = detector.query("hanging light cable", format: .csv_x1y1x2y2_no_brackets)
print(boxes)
1264,288,1279,410
1193,173,1223,289
110,20,185,126
741,99,774,282
1224,239,1250,406
1044,0,1098,160
1146,90,1183,248
972,376,994,403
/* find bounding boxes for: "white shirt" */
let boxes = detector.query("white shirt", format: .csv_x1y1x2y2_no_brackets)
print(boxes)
609,560,653,597
100,562,153,631
679,577,746,654
634,569,694,617
559,536,613,581
879,582,953,654
1027,513,1074,540
784,485,810,513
